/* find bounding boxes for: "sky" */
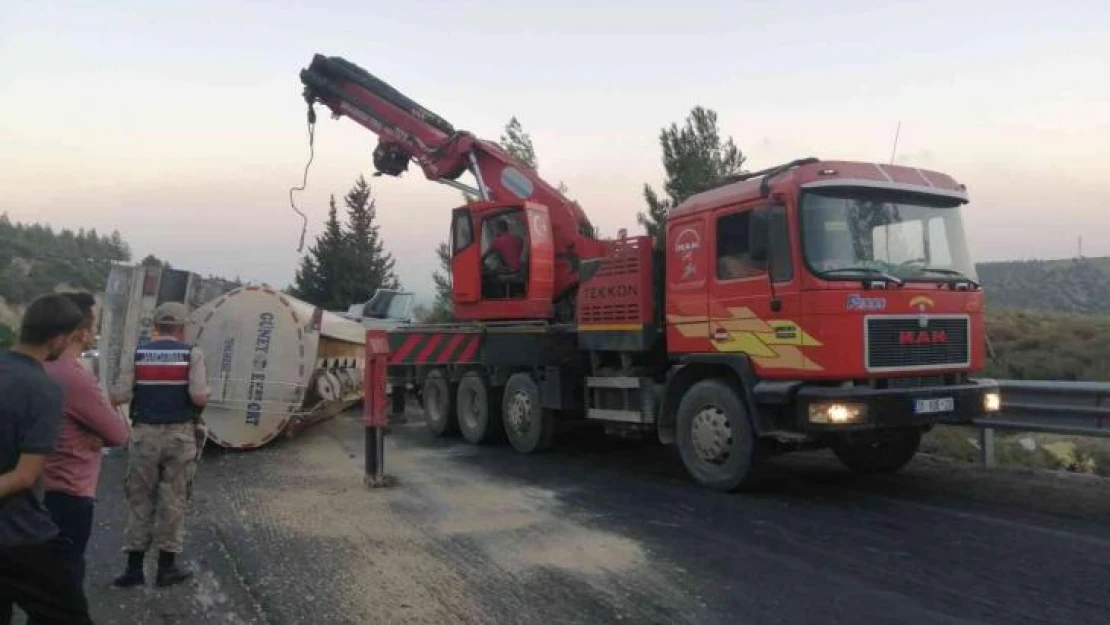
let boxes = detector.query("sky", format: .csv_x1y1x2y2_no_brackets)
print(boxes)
2,0,1108,305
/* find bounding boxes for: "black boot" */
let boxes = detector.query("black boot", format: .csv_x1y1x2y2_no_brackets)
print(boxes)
111,550,146,588
155,550,192,587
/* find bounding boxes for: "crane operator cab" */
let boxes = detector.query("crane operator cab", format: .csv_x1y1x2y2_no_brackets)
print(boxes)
480,214,528,298
448,200,556,321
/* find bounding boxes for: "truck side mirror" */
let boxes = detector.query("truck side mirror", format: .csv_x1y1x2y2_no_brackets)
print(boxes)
749,208,770,266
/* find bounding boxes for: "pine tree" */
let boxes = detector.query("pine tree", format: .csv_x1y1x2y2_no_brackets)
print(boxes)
424,241,453,322
499,116,572,197
290,195,351,309
108,230,131,261
638,106,747,247
500,116,538,170
637,186,671,244
341,175,400,306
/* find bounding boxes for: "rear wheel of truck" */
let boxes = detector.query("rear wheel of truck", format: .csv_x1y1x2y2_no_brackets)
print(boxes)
830,429,922,474
422,369,457,437
675,379,760,492
502,373,554,454
456,372,502,445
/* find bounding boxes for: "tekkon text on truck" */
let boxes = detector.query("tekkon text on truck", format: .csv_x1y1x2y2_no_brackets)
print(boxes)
299,54,1001,491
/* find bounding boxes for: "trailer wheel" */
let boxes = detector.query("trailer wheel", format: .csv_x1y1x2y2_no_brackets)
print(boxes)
422,369,457,437
456,372,502,445
502,373,554,454
675,379,760,492
830,429,921,474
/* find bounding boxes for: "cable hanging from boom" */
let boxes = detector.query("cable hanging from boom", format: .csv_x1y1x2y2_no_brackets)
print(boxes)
288,105,317,253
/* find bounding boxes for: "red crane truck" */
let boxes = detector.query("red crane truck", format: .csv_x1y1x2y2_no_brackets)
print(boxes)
299,54,1001,490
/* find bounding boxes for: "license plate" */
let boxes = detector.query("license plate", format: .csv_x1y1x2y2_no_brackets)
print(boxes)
914,397,954,415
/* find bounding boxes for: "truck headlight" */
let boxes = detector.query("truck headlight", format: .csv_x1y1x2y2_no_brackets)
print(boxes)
983,391,1001,412
809,402,867,424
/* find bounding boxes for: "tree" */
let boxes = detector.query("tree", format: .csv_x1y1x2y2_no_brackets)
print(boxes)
341,174,400,305
638,106,747,247
0,215,134,306
424,241,453,323
500,116,538,170
289,195,351,309
290,176,401,310
108,230,131,262
140,254,171,270
500,116,572,196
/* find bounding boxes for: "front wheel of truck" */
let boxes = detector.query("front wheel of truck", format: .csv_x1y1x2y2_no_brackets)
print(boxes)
830,428,922,474
675,379,762,492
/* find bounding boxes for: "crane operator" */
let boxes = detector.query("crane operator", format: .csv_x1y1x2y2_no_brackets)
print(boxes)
481,217,525,297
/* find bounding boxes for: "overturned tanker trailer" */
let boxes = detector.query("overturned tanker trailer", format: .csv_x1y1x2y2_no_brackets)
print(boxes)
98,264,368,450
186,285,367,449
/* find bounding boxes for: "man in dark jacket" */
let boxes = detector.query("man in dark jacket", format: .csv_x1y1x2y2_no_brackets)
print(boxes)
0,294,94,625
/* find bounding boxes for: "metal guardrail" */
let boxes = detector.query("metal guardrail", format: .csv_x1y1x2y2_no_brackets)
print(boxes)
972,379,1110,466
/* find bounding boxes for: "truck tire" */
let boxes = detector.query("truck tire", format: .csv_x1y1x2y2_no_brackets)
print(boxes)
831,429,921,474
456,372,502,445
675,378,760,492
502,373,554,454
422,369,457,437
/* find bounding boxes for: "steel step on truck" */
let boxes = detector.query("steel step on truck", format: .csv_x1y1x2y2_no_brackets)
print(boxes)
298,54,1001,490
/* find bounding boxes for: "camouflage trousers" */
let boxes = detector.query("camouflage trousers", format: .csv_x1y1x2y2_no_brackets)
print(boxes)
123,422,199,554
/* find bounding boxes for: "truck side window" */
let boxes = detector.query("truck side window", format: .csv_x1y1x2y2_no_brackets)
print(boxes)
769,204,793,283
716,211,764,280
451,211,473,254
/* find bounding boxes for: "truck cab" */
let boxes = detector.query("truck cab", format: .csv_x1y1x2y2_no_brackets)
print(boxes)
658,160,1000,489
343,289,416,331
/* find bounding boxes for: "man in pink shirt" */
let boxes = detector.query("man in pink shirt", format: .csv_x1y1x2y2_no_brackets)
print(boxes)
40,292,130,595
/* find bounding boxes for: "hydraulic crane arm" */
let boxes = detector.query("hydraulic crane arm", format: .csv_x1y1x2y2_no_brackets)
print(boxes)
299,54,609,303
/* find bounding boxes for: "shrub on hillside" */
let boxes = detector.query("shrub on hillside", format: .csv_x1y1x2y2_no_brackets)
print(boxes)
983,311,1110,381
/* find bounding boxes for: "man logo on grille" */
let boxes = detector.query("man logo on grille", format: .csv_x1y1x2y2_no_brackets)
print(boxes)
900,330,948,345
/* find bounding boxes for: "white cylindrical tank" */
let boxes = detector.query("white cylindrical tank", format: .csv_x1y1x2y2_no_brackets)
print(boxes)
187,286,366,450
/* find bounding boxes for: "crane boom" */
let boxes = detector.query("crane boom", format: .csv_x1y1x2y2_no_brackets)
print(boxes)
299,54,609,304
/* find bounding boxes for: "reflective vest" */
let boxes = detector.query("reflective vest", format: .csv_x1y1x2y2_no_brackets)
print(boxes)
131,339,197,425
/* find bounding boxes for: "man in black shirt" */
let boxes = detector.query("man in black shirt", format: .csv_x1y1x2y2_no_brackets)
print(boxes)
0,294,93,625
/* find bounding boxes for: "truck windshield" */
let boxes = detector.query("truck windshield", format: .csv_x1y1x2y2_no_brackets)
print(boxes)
800,187,978,283
364,290,415,320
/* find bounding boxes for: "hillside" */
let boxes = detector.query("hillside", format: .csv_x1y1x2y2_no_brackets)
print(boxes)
983,310,1110,381
0,215,217,335
0,213,131,328
977,256,1110,315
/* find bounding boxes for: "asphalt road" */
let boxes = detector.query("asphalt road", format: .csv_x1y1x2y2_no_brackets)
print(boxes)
19,408,1110,625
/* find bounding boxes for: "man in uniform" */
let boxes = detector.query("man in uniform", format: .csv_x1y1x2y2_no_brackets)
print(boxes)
109,302,208,588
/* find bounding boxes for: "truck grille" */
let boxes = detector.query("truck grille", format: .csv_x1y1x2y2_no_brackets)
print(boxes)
865,316,970,371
